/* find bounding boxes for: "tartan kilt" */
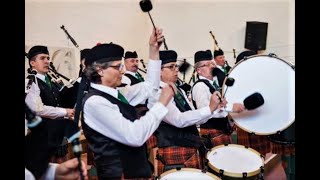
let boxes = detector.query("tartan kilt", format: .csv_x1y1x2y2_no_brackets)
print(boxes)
199,128,232,146
271,142,295,155
157,147,201,175
146,134,157,151
237,128,271,156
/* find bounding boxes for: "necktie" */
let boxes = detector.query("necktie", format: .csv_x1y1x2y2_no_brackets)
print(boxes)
222,66,227,74
174,88,191,110
135,73,144,82
212,81,220,91
118,91,129,104
45,75,52,89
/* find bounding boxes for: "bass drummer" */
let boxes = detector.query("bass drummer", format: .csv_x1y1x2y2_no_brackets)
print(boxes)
191,49,245,149
234,50,272,158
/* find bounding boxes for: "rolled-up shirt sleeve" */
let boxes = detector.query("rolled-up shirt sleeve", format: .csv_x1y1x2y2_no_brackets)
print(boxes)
83,95,168,147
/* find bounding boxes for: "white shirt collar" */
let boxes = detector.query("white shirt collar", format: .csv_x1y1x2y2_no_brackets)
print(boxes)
35,73,46,82
198,75,219,86
216,65,225,71
125,71,137,77
91,83,118,99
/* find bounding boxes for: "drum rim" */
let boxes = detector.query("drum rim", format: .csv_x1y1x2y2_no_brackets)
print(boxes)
222,54,295,135
158,167,221,179
206,144,264,178
228,54,295,71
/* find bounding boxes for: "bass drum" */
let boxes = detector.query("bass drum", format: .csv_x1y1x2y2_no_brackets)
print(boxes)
222,55,295,138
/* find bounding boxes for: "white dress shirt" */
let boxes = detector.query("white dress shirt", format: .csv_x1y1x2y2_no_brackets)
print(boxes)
25,163,58,180
83,59,168,147
192,75,232,117
147,81,226,128
25,73,67,119
25,168,35,180
120,71,148,104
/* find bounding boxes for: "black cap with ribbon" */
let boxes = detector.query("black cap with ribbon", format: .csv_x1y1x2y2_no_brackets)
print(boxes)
85,43,124,66
26,45,49,60
160,50,178,65
194,50,212,64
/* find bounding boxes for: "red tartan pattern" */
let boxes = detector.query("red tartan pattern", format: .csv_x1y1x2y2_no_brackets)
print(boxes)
271,142,295,155
157,147,201,175
237,128,271,156
199,128,232,146
146,135,157,150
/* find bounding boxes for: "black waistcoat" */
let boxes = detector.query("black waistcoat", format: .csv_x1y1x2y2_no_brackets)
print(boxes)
124,73,142,85
155,87,201,148
81,87,152,179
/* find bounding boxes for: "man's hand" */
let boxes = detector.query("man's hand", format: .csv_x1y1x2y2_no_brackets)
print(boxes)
232,103,245,113
149,27,164,60
55,158,88,180
209,91,223,112
66,108,75,120
159,85,175,106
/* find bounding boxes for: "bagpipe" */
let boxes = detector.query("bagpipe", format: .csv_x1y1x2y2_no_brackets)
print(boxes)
47,62,79,108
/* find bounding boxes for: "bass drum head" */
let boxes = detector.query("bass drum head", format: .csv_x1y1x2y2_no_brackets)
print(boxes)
159,168,221,180
223,55,295,135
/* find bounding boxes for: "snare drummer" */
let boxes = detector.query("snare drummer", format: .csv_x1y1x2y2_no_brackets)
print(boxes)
191,50,245,148
81,28,175,179
147,49,225,175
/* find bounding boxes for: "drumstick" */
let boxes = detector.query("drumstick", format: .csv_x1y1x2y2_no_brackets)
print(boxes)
216,93,222,102
222,77,235,98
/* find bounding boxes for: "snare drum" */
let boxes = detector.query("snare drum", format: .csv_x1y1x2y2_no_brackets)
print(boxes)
207,144,264,180
158,168,221,180
223,55,295,140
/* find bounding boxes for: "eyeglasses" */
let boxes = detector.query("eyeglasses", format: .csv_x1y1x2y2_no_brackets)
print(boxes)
109,64,124,71
162,64,179,71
